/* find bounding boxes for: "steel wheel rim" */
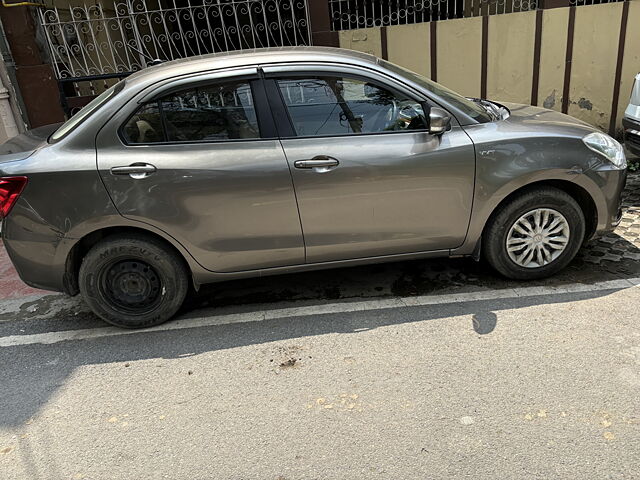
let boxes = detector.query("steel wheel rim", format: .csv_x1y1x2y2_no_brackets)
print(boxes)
99,259,163,315
506,208,571,269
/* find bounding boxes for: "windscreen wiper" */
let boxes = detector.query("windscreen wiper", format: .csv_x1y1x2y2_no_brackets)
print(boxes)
468,98,508,121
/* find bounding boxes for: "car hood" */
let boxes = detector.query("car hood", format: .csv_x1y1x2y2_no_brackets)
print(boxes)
498,102,597,137
0,123,62,164
500,102,599,138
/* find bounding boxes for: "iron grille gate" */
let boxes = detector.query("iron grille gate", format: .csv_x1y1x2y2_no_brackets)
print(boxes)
38,0,311,115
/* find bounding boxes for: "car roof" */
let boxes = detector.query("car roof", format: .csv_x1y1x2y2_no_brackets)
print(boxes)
125,46,379,87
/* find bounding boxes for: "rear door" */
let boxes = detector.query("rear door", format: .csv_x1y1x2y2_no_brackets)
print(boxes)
96,70,304,272
263,65,476,263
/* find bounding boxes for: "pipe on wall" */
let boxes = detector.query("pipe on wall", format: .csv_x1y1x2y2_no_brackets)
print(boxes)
1,1,43,7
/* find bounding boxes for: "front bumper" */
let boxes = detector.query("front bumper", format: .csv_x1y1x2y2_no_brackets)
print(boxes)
623,116,640,157
579,163,627,238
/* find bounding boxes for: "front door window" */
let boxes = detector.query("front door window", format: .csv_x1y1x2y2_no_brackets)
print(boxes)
276,76,427,137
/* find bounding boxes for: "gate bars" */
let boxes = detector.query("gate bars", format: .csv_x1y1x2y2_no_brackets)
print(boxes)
38,0,311,81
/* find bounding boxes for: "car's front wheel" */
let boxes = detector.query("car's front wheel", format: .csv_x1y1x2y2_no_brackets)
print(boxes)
483,187,586,280
79,234,189,328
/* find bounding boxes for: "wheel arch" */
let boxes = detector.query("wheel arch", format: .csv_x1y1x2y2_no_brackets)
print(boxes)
481,179,598,245
63,225,198,296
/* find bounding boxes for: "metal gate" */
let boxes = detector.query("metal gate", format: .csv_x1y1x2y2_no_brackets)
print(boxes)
37,0,311,114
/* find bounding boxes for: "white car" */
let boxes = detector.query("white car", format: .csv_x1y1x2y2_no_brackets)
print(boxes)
623,73,640,157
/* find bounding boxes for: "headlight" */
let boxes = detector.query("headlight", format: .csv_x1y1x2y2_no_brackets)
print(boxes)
582,132,626,169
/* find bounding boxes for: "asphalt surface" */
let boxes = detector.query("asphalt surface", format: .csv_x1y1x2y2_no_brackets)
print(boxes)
1,268,639,479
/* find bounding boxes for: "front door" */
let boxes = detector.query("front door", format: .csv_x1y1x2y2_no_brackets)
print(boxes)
267,72,476,263
96,75,304,272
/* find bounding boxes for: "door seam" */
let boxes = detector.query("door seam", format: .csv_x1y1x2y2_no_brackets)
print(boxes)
278,139,308,262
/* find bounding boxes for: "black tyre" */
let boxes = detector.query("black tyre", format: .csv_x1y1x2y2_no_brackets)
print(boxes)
483,187,585,280
79,234,189,328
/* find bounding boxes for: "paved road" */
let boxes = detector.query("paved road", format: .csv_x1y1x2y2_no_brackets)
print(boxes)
1,274,639,479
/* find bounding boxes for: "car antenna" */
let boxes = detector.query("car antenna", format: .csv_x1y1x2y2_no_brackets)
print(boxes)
127,44,165,66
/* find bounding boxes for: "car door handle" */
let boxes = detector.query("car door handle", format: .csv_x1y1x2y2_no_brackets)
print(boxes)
294,157,339,169
110,163,157,178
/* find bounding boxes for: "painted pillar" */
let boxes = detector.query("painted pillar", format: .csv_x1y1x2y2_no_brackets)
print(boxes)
307,0,339,47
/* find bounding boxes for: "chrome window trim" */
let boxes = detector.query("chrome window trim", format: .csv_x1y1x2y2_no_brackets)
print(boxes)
137,67,259,103
272,128,458,142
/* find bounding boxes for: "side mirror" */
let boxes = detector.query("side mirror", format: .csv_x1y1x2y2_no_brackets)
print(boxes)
428,107,452,135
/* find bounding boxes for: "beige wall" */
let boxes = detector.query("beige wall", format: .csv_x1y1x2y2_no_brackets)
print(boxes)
437,17,482,98
487,10,536,104
568,2,622,131
338,2,636,135
386,23,430,78
537,7,569,112
338,27,383,58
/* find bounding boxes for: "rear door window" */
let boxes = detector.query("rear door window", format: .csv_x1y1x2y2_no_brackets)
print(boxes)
122,80,260,144
121,103,163,144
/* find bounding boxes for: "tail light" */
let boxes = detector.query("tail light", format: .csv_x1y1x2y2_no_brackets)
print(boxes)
0,176,28,219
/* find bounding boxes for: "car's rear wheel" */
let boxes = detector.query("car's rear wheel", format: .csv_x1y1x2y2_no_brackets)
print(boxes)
483,187,585,280
79,234,188,328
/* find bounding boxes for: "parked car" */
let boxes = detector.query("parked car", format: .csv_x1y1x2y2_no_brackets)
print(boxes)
0,47,627,328
623,73,640,158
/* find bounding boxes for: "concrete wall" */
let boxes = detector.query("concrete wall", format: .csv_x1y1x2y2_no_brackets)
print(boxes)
537,7,569,112
487,10,536,104
568,2,622,131
437,17,482,98
338,27,383,57
338,2,640,136
387,23,430,78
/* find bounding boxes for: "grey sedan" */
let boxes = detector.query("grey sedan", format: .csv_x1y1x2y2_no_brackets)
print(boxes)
0,47,627,328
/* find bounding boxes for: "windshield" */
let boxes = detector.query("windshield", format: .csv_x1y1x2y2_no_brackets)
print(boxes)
50,80,125,143
379,59,493,123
